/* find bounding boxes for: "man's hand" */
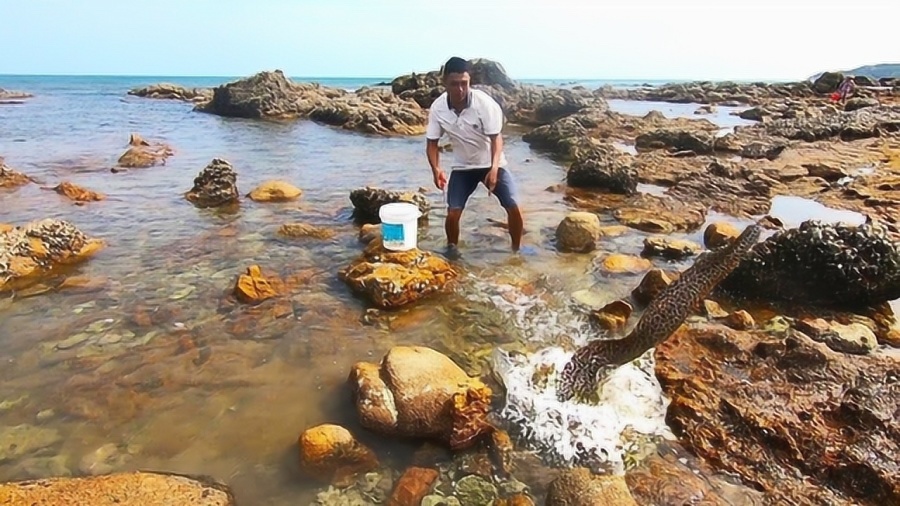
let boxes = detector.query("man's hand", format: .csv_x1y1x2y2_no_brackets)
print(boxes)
484,167,499,193
433,167,447,190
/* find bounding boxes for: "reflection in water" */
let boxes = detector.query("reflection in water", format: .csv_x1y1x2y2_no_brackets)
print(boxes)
767,195,867,228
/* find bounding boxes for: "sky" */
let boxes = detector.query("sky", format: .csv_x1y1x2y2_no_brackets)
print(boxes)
1,0,897,81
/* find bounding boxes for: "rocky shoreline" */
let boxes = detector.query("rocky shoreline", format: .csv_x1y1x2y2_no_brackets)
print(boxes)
2,59,900,505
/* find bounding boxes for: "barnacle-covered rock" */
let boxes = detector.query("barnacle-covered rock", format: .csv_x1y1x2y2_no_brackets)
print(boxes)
185,159,239,208
349,186,430,222
0,219,105,293
566,150,638,194
722,220,900,308
338,238,457,309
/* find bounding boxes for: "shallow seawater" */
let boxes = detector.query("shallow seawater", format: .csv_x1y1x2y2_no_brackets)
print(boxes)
767,195,867,228
606,98,756,135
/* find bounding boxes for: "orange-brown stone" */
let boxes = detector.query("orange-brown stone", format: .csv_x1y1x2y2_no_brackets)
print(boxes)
599,254,652,274
388,467,438,506
233,265,281,304
298,424,379,486
52,181,105,202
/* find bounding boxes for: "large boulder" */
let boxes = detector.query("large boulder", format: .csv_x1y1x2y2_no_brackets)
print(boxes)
338,239,458,309
566,149,638,194
298,424,379,486
555,212,603,253
0,219,105,293
308,87,428,136
349,186,430,222
348,346,492,450
0,471,235,505
813,71,844,93
198,70,342,119
656,321,900,505
722,220,900,308
185,159,240,209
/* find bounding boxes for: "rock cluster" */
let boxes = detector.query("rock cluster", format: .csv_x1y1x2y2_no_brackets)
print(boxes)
349,186,431,222
127,83,213,103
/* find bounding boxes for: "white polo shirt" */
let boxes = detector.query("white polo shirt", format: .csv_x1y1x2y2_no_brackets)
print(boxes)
426,89,508,170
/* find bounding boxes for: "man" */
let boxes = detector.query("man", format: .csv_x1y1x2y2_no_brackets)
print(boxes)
838,75,856,104
425,56,525,255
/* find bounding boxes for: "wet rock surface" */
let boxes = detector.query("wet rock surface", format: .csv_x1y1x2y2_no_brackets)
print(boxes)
0,219,105,293
0,88,32,102
0,471,235,505
128,83,213,103
723,220,900,308
545,468,637,506
246,180,302,202
116,133,174,168
349,186,431,222
298,424,379,486
0,158,32,189
185,158,240,209
46,181,105,203
656,321,900,505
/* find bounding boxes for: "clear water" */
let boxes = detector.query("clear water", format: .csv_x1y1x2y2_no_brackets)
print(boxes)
0,75,886,504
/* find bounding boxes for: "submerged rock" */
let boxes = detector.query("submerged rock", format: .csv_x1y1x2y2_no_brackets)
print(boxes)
0,158,32,188
545,468,637,506
247,180,302,202
338,239,458,309
0,424,62,462
348,346,492,450
185,158,239,208
656,322,900,505
349,186,431,222
116,133,173,168
722,220,900,308
46,181,105,203
0,219,105,293
0,471,235,505
298,424,379,486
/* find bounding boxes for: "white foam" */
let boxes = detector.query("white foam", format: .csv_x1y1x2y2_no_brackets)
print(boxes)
491,346,674,474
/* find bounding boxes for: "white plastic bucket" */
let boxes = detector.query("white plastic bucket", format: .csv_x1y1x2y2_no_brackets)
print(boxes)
379,202,421,251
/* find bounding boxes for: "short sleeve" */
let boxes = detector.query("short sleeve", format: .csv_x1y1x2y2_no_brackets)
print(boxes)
425,105,443,140
481,95,504,135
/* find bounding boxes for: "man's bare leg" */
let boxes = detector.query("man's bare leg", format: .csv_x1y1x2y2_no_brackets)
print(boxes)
506,205,524,251
446,208,463,246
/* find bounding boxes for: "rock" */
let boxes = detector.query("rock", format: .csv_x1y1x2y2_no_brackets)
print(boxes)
597,254,652,275
545,469,637,506
338,239,458,309
555,212,602,253
762,106,900,142
0,424,62,462
359,223,382,243
813,71,844,93
566,151,638,194
494,494,535,506
298,424,379,486
722,220,900,308
348,346,491,449
233,265,281,304
79,443,130,475
703,299,729,319
48,181,105,202
308,87,428,136
10,455,71,480
388,467,439,506
0,471,235,505
185,158,239,208
724,310,755,330
635,127,717,155
844,97,880,112
454,475,497,506
0,88,33,101
247,180,302,202
0,158,32,188
277,223,335,240
795,319,878,355
0,219,105,293
421,495,461,506
127,83,213,103
631,269,675,306
641,237,701,259
349,186,430,222
116,133,173,168
703,222,740,249
656,322,900,504
613,194,707,234
667,162,782,218
590,299,633,332
804,162,847,181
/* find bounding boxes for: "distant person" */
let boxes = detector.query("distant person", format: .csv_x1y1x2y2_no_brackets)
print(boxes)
425,56,525,255
838,75,856,103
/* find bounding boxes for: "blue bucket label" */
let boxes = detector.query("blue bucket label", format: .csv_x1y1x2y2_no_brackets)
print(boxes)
382,223,405,243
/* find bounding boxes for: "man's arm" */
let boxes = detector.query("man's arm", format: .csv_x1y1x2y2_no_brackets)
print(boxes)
426,138,447,190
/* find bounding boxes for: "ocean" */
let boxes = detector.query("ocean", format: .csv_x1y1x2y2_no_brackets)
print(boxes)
0,73,752,504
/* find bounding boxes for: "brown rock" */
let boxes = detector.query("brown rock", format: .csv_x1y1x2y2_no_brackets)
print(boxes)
613,194,707,234
883,328,900,347
703,299,729,319
50,181,105,202
598,254,652,274
0,159,32,188
642,236,701,259
359,223,382,243
724,310,756,330
495,494,536,506
556,212,602,252
0,471,234,505
298,424,379,486
591,299,633,332
0,223,13,233
631,269,675,306
349,346,490,448
389,467,438,506
703,222,740,249
117,133,173,168
233,265,282,304
247,180,302,202
277,223,335,240
546,468,638,506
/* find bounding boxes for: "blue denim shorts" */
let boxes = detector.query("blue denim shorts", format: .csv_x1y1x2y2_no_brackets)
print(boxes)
447,167,519,210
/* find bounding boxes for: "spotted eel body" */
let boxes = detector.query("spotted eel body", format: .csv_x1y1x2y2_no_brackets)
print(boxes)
557,223,762,402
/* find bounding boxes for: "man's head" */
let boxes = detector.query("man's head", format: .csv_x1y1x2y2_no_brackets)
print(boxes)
442,56,471,107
